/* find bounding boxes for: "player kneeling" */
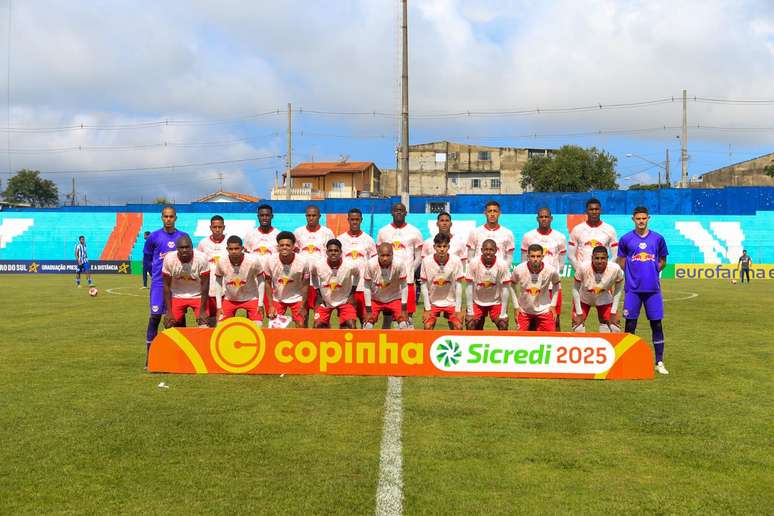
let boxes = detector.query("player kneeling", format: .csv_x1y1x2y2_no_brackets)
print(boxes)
465,238,511,330
214,235,273,326
312,239,359,329
363,243,409,329
572,245,624,332
420,233,464,330
511,244,561,331
266,231,310,327
162,236,210,327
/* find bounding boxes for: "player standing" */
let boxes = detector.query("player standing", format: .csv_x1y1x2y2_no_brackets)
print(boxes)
161,235,210,328
142,206,189,368
214,235,273,324
294,205,335,326
616,206,670,375
264,231,310,327
244,204,280,261
338,208,377,324
421,211,467,264
311,239,359,329
511,244,561,331
420,233,465,330
466,200,515,264
74,235,93,288
363,243,409,329
197,215,228,327
521,208,567,329
738,250,752,283
571,246,624,332
376,203,423,327
465,239,511,330
568,198,618,272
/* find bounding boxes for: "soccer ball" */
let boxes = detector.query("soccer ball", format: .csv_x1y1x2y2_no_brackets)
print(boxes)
88,287,98,297
731,279,737,284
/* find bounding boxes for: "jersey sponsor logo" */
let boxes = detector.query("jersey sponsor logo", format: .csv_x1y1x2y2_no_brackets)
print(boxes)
255,246,272,255
179,274,199,282
638,242,648,250
348,250,364,259
226,278,247,289
587,287,607,295
392,241,406,251
302,244,321,254
584,239,603,247
542,246,553,256
431,277,451,286
476,280,496,288
167,241,175,248
323,280,343,291
525,286,541,296
276,276,293,286
630,252,655,262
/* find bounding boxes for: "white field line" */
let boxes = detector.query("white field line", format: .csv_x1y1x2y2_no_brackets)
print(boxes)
375,376,403,516
105,286,142,297
663,291,699,302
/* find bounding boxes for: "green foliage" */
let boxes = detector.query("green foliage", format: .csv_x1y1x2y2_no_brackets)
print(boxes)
521,145,619,192
628,183,660,190
764,163,774,178
2,169,59,207
153,196,171,205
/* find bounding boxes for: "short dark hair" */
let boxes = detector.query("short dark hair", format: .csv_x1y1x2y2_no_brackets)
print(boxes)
433,233,451,245
326,238,342,249
592,245,608,256
175,235,192,247
485,200,500,210
306,205,320,213
210,215,224,223
537,207,551,216
481,238,497,249
257,204,273,214
144,231,151,236
78,235,84,240
586,198,601,208
436,211,451,220
527,243,544,254
276,230,295,244
227,235,243,246
633,206,649,216
348,208,363,216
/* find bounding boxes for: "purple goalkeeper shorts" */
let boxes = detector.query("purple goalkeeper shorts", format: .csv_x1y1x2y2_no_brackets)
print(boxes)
149,283,165,315
623,291,663,320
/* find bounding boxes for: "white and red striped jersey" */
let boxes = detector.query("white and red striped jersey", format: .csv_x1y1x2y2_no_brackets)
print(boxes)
364,257,407,303
467,224,516,263
465,256,511,306
264,254,310,304
574,262,624,306
420,254,464,308
338,230,377,292
511,262,561,315
214,253,264,302
294,225,335,262
421,234,467,263
568,221,618,269
197,235,228,297
521,228,567,272
312,259,359,307
376,223,423,284
161,250,210,299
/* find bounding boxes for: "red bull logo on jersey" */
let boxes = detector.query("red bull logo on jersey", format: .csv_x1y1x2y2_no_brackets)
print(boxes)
392,241,406,251
324,280,343,291
432,277,450,286
179,274,199,282
348,250,364,259
477,280,496,288
303,244,321,254
376,279,391,289
276,276,293,286
227,278,247,289
585,239,603,247
587,287,607,295
256,246,272,255
542,247,553,256
526,287,541,296
631,252,655,262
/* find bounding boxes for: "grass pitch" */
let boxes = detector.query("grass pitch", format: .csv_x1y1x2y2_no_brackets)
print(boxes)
1,275,772,514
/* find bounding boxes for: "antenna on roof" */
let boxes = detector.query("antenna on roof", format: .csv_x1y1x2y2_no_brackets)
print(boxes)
337,154,350,164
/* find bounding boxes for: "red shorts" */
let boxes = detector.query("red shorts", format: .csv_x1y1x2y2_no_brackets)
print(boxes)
552,289,563,315
314,303,357,325
222,299,262,321
306,286,317,309
171,297,202,322
207,296,218,317
371,299,403,321
425,305,461,326
274,300,306,325
472,303,502,322
575,302,613,322
354,291,366,321
407,283,416,314
517,311,556,332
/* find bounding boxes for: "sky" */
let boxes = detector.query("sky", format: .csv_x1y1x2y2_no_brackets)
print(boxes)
0,0,773,204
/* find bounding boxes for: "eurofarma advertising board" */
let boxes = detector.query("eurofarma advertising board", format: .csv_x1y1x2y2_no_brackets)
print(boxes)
149,318,654,380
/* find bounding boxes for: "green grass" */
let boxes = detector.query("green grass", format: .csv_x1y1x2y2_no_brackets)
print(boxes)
1,275,772,514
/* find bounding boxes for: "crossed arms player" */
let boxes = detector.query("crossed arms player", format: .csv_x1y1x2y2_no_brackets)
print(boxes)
197,215,227,327
338,208,377,324
571,246,624,332
161,235,210,328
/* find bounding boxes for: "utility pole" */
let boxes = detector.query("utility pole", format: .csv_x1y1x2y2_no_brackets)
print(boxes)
286,102,292,200
217,172,224,192
399,0,410,210
70,176,77,206
665,148,670,187
681,89,688,188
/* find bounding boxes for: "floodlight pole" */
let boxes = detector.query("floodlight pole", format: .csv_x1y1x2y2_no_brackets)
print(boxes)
400,0,410,210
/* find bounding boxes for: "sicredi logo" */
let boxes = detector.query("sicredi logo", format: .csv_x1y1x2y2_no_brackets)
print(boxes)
430,335,615,374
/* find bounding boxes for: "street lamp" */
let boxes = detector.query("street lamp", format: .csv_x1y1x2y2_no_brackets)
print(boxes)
625,152,670,189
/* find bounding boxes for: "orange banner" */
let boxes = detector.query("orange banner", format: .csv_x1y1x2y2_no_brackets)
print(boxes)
149,318,654,380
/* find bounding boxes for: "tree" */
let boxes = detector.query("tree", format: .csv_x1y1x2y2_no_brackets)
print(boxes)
764,164,774,178
520,145,618,192
153,197,170,205
628,184,660,190
2,169,59,207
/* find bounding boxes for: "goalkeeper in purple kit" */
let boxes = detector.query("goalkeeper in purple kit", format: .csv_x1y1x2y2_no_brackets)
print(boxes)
616,206,670,375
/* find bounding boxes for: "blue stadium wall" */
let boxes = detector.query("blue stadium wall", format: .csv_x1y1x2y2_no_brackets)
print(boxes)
1,187,773,265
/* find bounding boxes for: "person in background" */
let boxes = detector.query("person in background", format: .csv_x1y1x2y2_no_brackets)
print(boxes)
142,231,151,289
74,235,93,288
738,250,752,283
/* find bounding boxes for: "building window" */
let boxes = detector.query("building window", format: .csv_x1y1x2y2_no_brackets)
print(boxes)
449,152,458,160
450,177,458,185
435,152,446,163
472,179,481,188
427,202,450,214
478,151,491,161
302,182,312,190
491,178,501,189
332,182,346,191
